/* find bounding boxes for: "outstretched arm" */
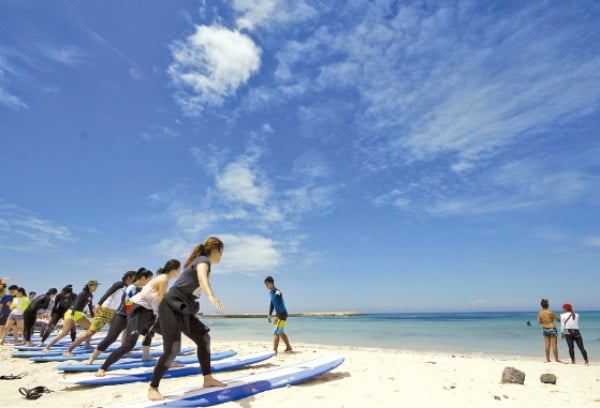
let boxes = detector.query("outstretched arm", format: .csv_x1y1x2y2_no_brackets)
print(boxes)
196,263,223,311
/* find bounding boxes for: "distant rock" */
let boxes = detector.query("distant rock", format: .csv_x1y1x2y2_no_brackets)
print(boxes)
540,373,557,384
501,367,525,385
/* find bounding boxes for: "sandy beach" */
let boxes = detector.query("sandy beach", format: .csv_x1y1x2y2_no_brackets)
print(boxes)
1,337,599,408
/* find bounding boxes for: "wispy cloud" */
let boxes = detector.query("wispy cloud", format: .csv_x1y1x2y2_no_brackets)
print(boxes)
149,129,338,275
0,54,28,110
582,237,600,248
233,0,317,31
262,2,600,169
80,25,138,67
167,25,261,115
140,125,178,142
0,200,73,252
39,45,86,66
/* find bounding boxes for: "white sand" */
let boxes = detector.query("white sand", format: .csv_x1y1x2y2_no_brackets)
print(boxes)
1,338,599,407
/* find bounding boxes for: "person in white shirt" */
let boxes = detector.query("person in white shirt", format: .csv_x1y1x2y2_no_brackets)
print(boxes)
560,303,589,365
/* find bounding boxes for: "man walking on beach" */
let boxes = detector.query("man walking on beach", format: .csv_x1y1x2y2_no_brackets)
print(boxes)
264,276,292,354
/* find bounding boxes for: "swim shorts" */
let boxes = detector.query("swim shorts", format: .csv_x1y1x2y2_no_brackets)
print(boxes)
64,309,85,322
8,312,24,321
543,327,558,337
89,307,115,332
273,318,286,335
0,314,7,326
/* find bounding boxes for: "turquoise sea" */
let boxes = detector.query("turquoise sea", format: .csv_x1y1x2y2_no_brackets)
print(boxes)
204,311,600,359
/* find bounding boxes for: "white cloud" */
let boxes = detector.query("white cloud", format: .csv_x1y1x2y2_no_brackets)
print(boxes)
0,202,73,252
40,45,85,65
0,59,27,110
150,132,338,275
582,237,600,248
216,233,281,275
0,86,28,110
260,2,599,171
140,125,178,142
129,67,145,80
233,0,317,31
216,160,270,207
168,25,261,114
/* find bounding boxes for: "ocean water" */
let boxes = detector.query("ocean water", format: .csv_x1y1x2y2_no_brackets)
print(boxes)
203,311,600,359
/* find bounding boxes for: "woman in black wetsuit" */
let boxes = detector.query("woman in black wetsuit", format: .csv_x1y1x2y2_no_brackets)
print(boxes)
40,285,77,345
148,237,225,401
23,288,57,345
43,280,98,351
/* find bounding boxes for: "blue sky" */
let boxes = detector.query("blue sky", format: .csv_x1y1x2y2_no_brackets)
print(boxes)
1,0,599,313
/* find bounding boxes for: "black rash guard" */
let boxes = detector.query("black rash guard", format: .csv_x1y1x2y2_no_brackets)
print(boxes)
70,288,94,316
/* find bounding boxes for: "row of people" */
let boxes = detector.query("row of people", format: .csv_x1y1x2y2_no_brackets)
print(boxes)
3,237,293,402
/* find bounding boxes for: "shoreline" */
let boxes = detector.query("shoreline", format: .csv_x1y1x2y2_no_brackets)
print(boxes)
201,311,364,318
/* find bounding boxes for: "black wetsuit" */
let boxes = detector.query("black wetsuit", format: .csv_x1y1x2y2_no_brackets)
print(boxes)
100,303,157,370
95,285,154,354
40,292,77,343
70,288,95,316
23,294,52,342
150,257,212,388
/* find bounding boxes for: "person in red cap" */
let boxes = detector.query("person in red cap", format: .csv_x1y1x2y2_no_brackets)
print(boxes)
560,303,589,365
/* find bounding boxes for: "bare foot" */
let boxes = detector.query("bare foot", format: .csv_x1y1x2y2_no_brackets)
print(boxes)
203,375,226,388
284,348,293,353
169,362,184,368
95,369,106,377
142,357,157,361
63,351,74,357
42,348,51,353
83,360,94,365
148,387,164,401
585,361,589,366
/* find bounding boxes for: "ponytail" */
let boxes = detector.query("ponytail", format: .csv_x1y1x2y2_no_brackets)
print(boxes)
158,259,181,275
184,237,223,268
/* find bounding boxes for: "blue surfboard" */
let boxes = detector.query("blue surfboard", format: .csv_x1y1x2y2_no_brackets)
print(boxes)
60,352,275,386
112,355,344,407
57,351,237,372
13,338,106,351
12,342,162,358
30,347,194,362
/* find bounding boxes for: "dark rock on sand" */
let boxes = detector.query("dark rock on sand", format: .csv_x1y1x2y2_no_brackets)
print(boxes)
540,373,557,384
501,367,525,385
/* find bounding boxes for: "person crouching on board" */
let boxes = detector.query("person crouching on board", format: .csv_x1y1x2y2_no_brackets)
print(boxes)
264,276,292,354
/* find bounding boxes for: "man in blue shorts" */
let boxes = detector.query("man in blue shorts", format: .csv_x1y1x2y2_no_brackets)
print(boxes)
264,276,292,354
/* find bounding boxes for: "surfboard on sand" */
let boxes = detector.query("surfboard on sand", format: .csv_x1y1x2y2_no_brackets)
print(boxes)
60,352,276,386
13,338,106,351
12,342,162,358
112,355,344,407
57,350,237,372
30,347,195,362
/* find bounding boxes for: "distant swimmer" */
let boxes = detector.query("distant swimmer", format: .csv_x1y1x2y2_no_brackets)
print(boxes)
537,298,561,363
527,320,531,326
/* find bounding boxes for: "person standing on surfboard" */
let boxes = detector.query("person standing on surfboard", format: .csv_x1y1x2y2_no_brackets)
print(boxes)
264,276,293,354
148,237,226,401
95,260,181,377
62,271,136,357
